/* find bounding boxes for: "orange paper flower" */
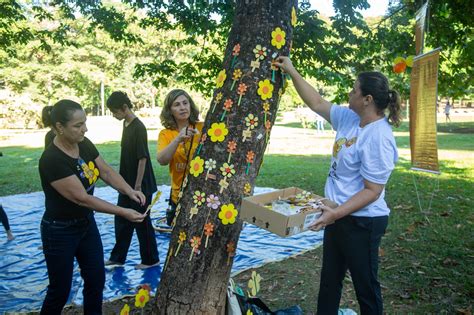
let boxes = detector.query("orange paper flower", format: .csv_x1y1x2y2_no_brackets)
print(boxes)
227,140,237,153
246,151,255,164
224,99,233,111
232,43,241,56
237,83,248,96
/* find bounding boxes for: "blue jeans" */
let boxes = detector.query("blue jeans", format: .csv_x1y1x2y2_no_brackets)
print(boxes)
40,214,105,315
317,215,388,315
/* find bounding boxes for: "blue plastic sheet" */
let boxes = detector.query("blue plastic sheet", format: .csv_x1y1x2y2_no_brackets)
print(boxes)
0,186,323,313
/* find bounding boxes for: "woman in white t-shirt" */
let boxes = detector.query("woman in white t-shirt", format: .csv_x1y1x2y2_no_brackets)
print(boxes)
275,56,400,315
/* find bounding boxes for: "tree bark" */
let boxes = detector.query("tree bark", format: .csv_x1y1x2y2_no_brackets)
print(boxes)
154,0,296,313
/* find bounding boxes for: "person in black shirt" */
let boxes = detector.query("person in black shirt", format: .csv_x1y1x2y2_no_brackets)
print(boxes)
105,91,159,270
42,105,55,149
39,99,147,315
0,203,14,241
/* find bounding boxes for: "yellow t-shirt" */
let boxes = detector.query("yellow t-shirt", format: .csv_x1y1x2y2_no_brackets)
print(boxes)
157,122,204,203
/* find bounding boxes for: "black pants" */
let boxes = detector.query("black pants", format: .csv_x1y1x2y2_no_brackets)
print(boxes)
0,205,10,231
317,215,388,315
109,195,159,265
166,199,177,226
41,214,104,315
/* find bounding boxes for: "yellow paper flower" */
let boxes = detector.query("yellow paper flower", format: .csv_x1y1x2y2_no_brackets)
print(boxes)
216,69,226,88
271,27,286,49
291,7,297,26
207,122,229,142
189,156,204,177
218,203,238,225
257,79,274,100
244,182,252,195
120,304,130,315
406,55,414,67
135,288,150,308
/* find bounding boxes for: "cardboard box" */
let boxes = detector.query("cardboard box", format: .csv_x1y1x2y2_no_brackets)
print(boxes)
241,187,337,237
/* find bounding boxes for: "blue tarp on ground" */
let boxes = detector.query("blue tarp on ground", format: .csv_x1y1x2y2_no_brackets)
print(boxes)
0,186,323,313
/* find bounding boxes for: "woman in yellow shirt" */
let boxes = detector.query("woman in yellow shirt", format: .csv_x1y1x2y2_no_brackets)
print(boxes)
157,89,203,226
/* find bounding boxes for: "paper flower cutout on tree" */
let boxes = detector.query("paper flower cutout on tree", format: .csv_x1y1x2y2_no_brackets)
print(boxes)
212,92,223,113
220,162,236,178
204,222,214,248
208,122,229,142
245,114,259,130
196,133,207,155
271,27,286,49
206,194,221,210
231,69,242,90
226,241,236,265
219,203,238,225
189,236,201,261
247,271,262,297
406,55,414,67
392,56,413,74
189,156,204,177
221,99,233,121
204,158,216,180
244,182,252,195
265,120,272,144
291,7,297,27
245,151,255,175
262,101,271,122
120,304,130,315
174,231,187,256
227,140,237,163
257,79,274,100
253,45,268,61
231,43,241,68
193,190,206,206
135,288,150,308
216,69,226,88
236,83,248,106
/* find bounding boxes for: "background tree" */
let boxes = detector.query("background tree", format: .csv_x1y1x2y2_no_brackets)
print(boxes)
153,0,296,312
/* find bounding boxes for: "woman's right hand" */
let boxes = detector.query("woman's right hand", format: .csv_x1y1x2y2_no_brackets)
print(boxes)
177,126,199,143
122,208,147,223
273,56,296,75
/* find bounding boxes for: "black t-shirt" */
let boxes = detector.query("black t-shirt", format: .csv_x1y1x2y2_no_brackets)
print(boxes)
39,137,99,220
119,118,157,197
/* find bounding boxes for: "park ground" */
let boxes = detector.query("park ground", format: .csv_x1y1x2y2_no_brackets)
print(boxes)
0,108,473,314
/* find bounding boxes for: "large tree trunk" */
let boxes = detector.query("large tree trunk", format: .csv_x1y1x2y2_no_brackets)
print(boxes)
154,0,296,313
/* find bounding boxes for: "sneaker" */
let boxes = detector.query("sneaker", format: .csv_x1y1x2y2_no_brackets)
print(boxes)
104,260,124,268
135,261,160,270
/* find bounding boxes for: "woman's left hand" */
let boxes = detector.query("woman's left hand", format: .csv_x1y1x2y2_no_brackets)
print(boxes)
128,189,146,206
308,204,338,231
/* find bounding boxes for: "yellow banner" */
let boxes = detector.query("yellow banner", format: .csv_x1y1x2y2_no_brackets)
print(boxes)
409,49,440,174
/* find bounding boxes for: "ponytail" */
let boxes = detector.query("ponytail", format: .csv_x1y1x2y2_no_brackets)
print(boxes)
41,106,53,128
387,89,401,127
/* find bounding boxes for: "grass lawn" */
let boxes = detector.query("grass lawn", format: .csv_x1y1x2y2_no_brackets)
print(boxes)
0,120,472,314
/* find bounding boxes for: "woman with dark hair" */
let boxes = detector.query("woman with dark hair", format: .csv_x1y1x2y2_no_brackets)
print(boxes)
39,99,147,314
157,89,202,227
275,56,400,315
42,105,55,148
105,91,159,269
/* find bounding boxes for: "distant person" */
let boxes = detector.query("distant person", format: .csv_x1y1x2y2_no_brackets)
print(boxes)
157,89,202,227
444,100,452,122
39,99,147,314
275,56,400,315
315,113,325,133
105,91,159,270
41,105,55,149
0,203,14,241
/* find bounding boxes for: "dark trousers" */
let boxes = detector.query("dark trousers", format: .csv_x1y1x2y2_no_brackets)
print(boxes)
109,195,159,265
40,214,105,315
317,215,388,315
0,205,10,231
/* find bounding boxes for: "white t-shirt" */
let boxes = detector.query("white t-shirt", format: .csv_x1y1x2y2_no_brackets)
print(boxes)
325,105,398,217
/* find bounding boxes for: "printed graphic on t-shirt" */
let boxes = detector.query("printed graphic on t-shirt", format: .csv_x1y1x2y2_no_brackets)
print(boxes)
78,157,99,191
332,137,357,158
